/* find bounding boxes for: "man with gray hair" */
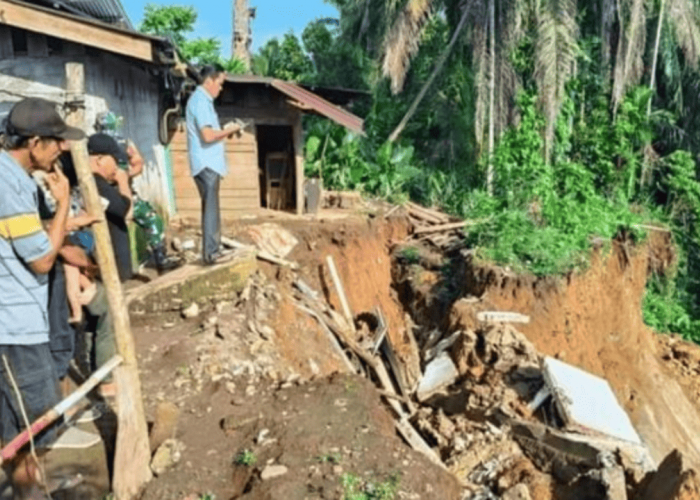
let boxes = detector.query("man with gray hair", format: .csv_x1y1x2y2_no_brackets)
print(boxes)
0,97,83,499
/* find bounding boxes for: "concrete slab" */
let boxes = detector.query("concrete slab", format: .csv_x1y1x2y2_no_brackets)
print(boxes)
543,357,642,445
417,353,459,402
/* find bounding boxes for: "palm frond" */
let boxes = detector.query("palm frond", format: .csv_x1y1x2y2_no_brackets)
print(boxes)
497,0,526,136
534,0,579,162
600,0,617,67
382,0,434,93
612,0,647,113
667,0,700,67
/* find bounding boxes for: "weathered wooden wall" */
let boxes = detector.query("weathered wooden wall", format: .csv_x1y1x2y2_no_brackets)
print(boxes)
170,123,260,221
171,83,305,219
0,25,171,214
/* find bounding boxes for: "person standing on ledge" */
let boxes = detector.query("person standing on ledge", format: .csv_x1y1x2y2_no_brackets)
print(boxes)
185,63,242,265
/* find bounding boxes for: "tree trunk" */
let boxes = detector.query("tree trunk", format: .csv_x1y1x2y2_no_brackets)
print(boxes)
648,0,665,116
387,5,470,144
487,0,496,194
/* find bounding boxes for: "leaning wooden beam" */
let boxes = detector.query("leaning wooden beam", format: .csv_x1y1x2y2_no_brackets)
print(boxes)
0,356,122,466
312,270,444,467
65,62,152,500
221,236,299,269
291,301,357,374
326,255,355,332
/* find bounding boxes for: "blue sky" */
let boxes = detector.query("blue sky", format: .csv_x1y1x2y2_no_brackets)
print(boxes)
121,0,340,56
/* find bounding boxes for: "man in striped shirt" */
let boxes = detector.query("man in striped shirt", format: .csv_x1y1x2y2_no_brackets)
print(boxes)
0,98,84,499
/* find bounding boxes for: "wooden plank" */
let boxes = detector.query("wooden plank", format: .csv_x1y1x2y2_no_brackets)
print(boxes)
0,0,153,61
26,32,47,57
176,191,260,201
413,221,471,235
65,62,152,499
172,175,260,190
0,25,13,58
176,196,259,211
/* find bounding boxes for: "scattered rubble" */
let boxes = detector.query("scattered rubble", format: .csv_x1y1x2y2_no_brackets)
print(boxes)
150,439,186,476
131,206,700,500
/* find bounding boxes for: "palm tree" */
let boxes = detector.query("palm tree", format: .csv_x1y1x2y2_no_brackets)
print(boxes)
534,0,579,163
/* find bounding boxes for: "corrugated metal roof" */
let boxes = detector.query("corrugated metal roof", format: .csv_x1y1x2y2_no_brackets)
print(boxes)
64,0,131,28
225,75,365,135
11,0,165,42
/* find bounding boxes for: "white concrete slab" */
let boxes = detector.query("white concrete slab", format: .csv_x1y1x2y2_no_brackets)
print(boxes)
543,357,642,445
417,353,459,401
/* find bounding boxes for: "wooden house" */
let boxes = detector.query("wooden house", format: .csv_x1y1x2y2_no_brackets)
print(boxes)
170,75,365,220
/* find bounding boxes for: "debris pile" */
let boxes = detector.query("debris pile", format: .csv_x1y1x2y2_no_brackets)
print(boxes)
139,211,700,499
402,201,469,252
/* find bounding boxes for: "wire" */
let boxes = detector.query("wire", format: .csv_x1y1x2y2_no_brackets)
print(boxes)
2,355,53,500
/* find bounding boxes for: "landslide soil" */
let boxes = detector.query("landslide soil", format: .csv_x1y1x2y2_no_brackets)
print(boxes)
137,215,460,500
444,232,700,468
135,212,700,499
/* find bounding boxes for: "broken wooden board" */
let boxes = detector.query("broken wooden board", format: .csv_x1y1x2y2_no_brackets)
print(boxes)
543,357,643,445
476,311,531,324
126,249,257,315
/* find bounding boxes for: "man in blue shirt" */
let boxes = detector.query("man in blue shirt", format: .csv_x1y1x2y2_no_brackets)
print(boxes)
0,98,84,499
185,64,242,265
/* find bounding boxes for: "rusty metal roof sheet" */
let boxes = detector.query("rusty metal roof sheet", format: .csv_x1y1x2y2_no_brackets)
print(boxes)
225,75,365,135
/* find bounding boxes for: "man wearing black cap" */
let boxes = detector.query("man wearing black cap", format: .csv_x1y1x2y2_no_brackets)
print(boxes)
0,98,83,499
87,133,133,282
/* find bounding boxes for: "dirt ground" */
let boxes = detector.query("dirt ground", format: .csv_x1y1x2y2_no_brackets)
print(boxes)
11,207,700,499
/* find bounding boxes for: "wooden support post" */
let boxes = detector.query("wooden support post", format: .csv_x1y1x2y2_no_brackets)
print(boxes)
293,112,304,215
64,62,152,499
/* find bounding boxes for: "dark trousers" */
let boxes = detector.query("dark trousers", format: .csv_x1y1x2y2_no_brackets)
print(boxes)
48,261,74,380
194,168,221,263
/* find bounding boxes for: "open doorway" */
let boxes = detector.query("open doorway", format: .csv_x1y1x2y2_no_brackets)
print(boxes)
256,125,295,211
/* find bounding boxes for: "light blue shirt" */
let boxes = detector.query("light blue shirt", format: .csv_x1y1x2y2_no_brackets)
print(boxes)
0,151,52,345
185,86,227,177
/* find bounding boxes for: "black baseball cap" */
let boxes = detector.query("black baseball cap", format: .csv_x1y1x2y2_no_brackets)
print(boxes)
7,98,85,140
87,133,129,164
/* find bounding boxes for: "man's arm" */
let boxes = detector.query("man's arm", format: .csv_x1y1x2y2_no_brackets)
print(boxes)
96,175,131,218
199,124,241,144
29,166,70,274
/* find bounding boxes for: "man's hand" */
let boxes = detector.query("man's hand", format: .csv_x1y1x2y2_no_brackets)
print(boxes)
45,163,70,206
114,168,130,189
66,214,103,232
126,140,144,178
223,121,242,138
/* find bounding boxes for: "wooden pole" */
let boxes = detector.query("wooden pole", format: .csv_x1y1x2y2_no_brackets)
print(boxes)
64,62,152,499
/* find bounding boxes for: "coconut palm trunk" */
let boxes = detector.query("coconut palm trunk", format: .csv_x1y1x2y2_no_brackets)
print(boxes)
487,0,496,193
388,6,470,143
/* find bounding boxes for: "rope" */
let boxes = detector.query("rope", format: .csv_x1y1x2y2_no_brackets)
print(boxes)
2,355,52,499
